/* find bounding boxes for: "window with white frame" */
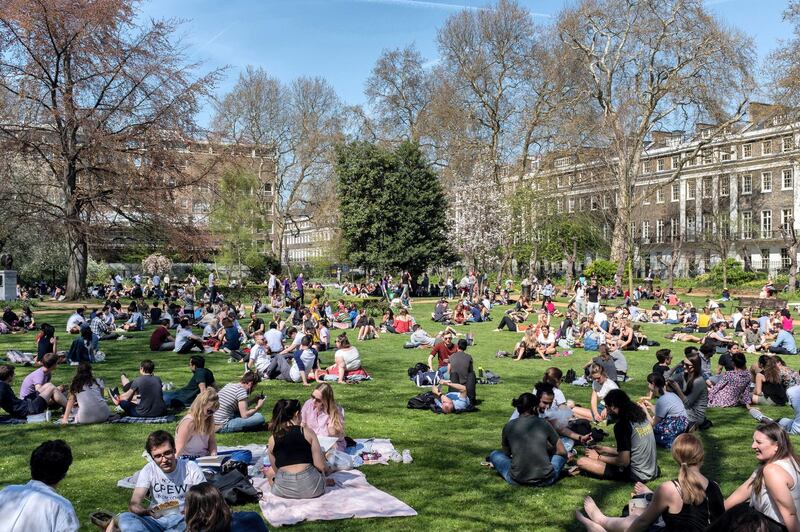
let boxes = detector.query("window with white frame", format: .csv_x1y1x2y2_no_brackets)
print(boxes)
720,175,730,196
656,188,664,203
743,144,752,158
629,222,636,239
741,174,752,194
641,221,650,242
643,160,653,173
554,156,572,169
702,217,713,238
783,136,794,152
702,149,712,164
591,197,599,211
670,219,679,240
783,169,794,190
741,212,753,239
686,179,696,200
760,249,770,270
602,194,609,210
657,159,665,172
720,148,732,161
672,155,680,169
762,172,773,193
656,220,665,243
761,210,772,239
602,224,609,241
782,208,793,231
568,198,575,213
702,177,712,198
687,216,696,241
762,139,773,155
671,182,680,202
782,248,792,269
557,175,564,188
557,199,564,214
642,190,650,205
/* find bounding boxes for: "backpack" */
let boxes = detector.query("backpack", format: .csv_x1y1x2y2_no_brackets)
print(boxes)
564,369,577,384
567,419,607,443
208,469,261,506
407,391,437,410
413,371,440,387
407,362,429,379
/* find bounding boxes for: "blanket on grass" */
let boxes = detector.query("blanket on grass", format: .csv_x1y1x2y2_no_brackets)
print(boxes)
109,414,176,424
254,469,416,527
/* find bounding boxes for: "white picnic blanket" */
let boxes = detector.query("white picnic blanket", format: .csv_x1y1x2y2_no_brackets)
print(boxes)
254,469,416,527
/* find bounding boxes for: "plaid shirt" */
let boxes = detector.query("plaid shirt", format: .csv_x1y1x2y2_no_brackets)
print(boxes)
90,316,108,336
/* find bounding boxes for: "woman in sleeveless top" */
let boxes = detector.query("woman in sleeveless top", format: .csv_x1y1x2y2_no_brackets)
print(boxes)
751,355,789,406
61,363,110,425
724,422,800,530
176,389,218,458
576,433,724,531
266,398,331,499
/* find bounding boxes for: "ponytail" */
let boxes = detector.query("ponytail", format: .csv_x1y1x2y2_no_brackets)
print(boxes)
672,433,706,506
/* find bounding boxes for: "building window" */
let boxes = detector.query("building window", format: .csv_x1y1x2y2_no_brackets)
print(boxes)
602,194,609,210
656,188,664,203
686,179,696,200
743,144,752,158
702,177,712,198
629,222,636,240
568,198,575,213
670,219,679,240
762,172,772,193
720,176,730,196
656,220,665,243
741,174,752,195
702,149,712,164
590,197,599,211
702,217,713,239
761,249,770,270
687,216,696,241
783,136,794,152
742,212,753,239
762,139,773,155
554,156,572,169
720,148,732,161
557,199,564,214
782,248,792,269
556,175,564,188
672,155,680,169
641,221,650,242
761,210,772,239
180,198,188,209
671,183,680,202
782,208,793,231
263,183,273,194
783,169,794,190
657,159,665,172
643,160,652,173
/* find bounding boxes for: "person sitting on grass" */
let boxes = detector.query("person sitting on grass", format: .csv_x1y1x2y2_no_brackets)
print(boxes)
301,382,347,452
583,345,618,383
576,433,724,532
121,302,144,332
149,322,175,352
266,399,332,499
572,364,618,423
174,318,205,354
513,328,538,361
429,330,457,374
638,373,688,449
65,308,85,334
163,355,215,410
576,389,659,483
216,317,242,353
0,364,50,419
327,333,362,384
750,355,789,407
36,323,57,364
432,379,470,414
290,335,320,386
667,352,710,431
769,328,798,355
184,482,267,532
651,349,673,378
393,308,413,334
247,312,265,338
707,351,751,408
61,363,110,425
487,392,567,486
113,360,166,418
355,309,379,341
213,371,265,433
118,430,205,532
66,326,95,365
535,325,557,361
175,389,218,459
0,439,79,532
743,320,767,352
19,353,68,410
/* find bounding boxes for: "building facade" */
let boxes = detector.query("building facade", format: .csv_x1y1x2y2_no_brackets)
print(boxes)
282,214,335,266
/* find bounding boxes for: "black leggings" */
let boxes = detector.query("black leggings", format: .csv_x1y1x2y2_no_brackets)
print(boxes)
497,315,518,332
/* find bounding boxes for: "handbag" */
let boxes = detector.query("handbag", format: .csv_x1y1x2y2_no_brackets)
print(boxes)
209,469,261,506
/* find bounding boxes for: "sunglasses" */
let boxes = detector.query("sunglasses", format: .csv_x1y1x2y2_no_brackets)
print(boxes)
151,449,175,460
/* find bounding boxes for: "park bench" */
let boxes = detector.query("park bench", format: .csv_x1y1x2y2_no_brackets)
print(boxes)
737,296,787,312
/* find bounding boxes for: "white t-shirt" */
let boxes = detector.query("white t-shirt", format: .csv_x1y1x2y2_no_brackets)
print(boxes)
537,332,555,345
250,344,271,374
575,286,585,300
65,313,85,332
319,326,330,346
265,329,284,353
174,327,195,352
0,480,79,532
208,273,215,287
592,378,618,402
666,309,679,321
336,346,361,371
654,392,687,419
289,348,318,382
135,459,205,509
594,312,608,326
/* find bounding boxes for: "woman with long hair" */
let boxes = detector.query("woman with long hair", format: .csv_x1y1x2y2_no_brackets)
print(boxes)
184,482,267,532
175,389,219,458
328,333,361,385
301,383,346,452
572,364,618,422
708,351,752,408
576,433,725,531
61,363,110,425
577,389,658,483
751,355,789,406
639,373,688,449
266,399,331,499
724,423,800,530
668,352,709,430
513,328,538,361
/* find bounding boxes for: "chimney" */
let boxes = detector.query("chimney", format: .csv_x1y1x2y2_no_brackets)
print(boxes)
749,102,776,124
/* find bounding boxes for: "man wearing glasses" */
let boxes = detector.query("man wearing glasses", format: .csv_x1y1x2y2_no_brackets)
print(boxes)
118,430,205,531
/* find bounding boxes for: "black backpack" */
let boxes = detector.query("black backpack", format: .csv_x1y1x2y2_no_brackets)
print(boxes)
407,391,437,410
407,362,429,379
209,469,261,506
564,369,577,384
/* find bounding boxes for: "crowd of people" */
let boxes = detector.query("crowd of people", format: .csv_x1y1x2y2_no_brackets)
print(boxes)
2,267,800,531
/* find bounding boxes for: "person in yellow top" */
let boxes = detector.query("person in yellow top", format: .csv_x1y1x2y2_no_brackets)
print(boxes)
697,308,712,330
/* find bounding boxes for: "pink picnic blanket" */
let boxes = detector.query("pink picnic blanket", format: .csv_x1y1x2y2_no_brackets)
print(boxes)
254,469,417,527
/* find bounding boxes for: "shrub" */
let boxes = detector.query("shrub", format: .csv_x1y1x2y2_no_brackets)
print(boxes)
584,259,618,283
708,259,760,287
87,259,113,286
141,253,173,276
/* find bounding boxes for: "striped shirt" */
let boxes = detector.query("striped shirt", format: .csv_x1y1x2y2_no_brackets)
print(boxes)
213,383,248,425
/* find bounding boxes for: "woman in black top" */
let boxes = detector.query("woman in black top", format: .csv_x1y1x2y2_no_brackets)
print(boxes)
266,399,331,499
577,433,724,531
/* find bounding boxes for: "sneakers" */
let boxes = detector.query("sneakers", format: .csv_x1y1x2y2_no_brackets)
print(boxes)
749,408,774,424
402,449,413,464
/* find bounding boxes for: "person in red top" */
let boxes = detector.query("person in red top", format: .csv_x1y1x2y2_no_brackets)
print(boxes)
150,323,175,351
429,332,457,375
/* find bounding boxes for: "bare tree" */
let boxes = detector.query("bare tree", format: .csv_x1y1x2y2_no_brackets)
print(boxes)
557,0,755,284
213,67,343,264
0,0,221,298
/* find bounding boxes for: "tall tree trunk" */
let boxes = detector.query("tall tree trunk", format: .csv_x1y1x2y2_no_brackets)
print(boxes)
565,238,577,289
496,252,510,285
790,242,799,293
66,227,87,300
528,245,538,280
667,260,675,290
610,211,629,280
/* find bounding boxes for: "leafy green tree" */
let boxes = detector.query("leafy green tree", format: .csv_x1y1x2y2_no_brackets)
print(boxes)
335,141,456,275
584,259,618,284
537,214,606,287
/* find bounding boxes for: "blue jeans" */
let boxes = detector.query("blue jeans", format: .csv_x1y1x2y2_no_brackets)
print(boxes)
118,512,185,532
118,400,139,417
162,391,186,409
779,385,800,434
218,412,266,433
488,450,564,486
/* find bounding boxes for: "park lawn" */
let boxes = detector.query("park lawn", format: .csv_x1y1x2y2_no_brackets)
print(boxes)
0,299,795,531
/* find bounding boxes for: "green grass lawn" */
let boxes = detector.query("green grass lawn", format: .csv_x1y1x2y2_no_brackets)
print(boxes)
0,299,795,531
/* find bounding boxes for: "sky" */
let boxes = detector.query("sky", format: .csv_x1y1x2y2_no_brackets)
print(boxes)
137,0,796,126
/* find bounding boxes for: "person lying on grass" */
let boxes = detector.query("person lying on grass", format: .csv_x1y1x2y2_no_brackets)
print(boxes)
432,380,470,414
